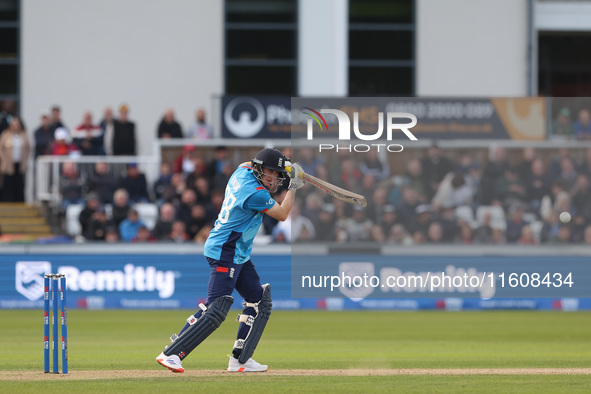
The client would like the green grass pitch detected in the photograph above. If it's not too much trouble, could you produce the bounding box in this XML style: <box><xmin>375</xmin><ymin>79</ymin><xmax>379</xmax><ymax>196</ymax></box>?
<box><xmin>1</xmin><ymin>309</ymin><xmax>590</xmax><ymax>392</ymax></box>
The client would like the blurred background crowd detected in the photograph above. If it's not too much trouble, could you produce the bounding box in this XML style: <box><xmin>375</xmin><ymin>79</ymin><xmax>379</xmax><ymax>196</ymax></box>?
<box><xmin>2</xmin><ymin>100</ymin><xmax>591</xmax><ymax>245</ymax></box>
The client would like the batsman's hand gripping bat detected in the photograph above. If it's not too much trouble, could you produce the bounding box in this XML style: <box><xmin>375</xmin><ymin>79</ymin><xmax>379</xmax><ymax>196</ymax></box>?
<box><xmin>286</xmin><ymin>164</ymin><xmax>367</xmax><ymax>207</ymax></box>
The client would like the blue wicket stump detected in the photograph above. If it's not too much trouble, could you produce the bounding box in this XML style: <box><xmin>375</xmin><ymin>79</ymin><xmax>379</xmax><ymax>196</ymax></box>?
<box><xmin>44</xmin><ymin>273</ymin><xmax>68</xmax><ymax>374</ymax></box>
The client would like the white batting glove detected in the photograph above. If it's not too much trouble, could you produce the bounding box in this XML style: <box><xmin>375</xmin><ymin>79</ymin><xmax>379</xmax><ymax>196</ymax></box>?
<box><xmin>288</xmin><ymin>162</ymin><xmax>305</xmax><ymax>190</ymax></box>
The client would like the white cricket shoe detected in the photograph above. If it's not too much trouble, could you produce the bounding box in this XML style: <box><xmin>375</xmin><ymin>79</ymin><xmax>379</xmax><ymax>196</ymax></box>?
<box><xmin>156</xmin><ymin>351</ymin><xmax>185</xmax><ymax>373</ymax></box>
<box><xmin>227</xmin><ymin>356</ymin><xmax>269</xmax><ymax>372</ymax></box>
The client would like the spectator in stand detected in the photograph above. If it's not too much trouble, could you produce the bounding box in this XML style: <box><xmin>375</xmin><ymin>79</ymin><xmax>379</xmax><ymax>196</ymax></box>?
<box><xmin>186</xmin><ymin>203</ymin><xmax>208</xmax><ymax>239</ymax></box>
<box><xmin>153</xmin><ymin>162</ymin><xmax>174</xmax><ymax>206</ymax></box>
<box><xmin>193</xmin><ymin>177</ymin><xmax>212</xmax><ymax>205</ymax></box>
<box><xmin>59</xmin><ymin>161</ymin><xmax>85</xmax><ymax>209</ymax></box>
<box><xmin>132</xmin><ymin>225</ymin><xmax>156</xmax><ymax>243</ymax></box>
<box><xmin>403</xmin><ymin>159</ymin><xmax>428</xmax><ymax>200</ymax></box>
<box><xmin>85</xmin><ymin>206</ymin><xmax>110</xmax><ymax>241</ymax></box>
<box><xmin>458</xmin><ymin>222</ymin><xmax>476</xmax><ymax>243</ymax></box>
<box><xmin>0</xmin><ymin>117</ymin><xmax>30</xmax><ymax>202</ymax></box>
<box><xmin>78</xmin><ymin>193</ymin><xmax>101</xmax><ymax>236</ymax></box>
<box><xmin>396</xmin><ymin>186</ymin><xmax>421</xmax><ymax>230</ymax></box>
<box><xmin>389</xmin><ymin>223</ymin><xmax>412</xmax><ymax>245</ymax></box>
<box><xmin>506</xmin><ymin>206</ymin><xmax>527</xmax><ymax>243</ymax></box>
<box><xmin>432</xmin><ymin>171</ymin><xmax>473</xmax><ymax>210</ymax></box>
<box><xmin>540</xmin><ymin>211</ymin><xmax>560</xmax><ymax>243</ymax></box>
<box><xmin>72</xmin><ymin>111</ymin><xmax>104</xmax><ymax>155</ymax></box>
<box><xmin>495</xmin><ymin>167</ymin><xmax>526</xmax><ymax>209</ymax></box>
<box><xmin>549</xmin><ymin>148</ymin><xmax>572</xmax><ymax>180</ymax></box>
<box><xmin>167</xmin><ymin>172</ymin><xmax>187</xmax><ymax>206</ymax></box>
<box><xmin>313</xmin><ymin>203</ymin><xmax>336</xmax><ymax>242</ymax></box>
<box><xmin>573</xmin><ymin>108</ymin><xmax>591</xmax><ymax>140</ymax></box>
<box><xmin>359</xmin><ymin>148</ymin><xmax>390</xmax><ymax>182</ymax></box>
<box><xmin>480</xmin><ymin>146</ymin><xmax>509</xmax><ymax>205</ymax></box>
<box><xmin>119</xmin><ymin>163</ymin><xmax>150</xmax><ymax>203</ymax></box>
<box><xmin>577</xmin><ymin>147</ymin><xmax>591</xmax><ymax>177</ymax></box>
<box><xmin>368</xmin><ymin>187</ymin><xmax>388</xmax><ymax>224</ymax></box>
<box><xmin>551</xmin><ymin>107</ymin><xmax>574</xmax><ymax>140</ymax></box>
<box><xmin>517</xmin><ymin>147</ymin><xmax>536</xmax><ymax>181</ymax></box>
<box><xmin>51</xmin><ymin>128</ymin><xmax>78</xmax><ymax>156</ymax></box>
<box><xmin>173</xmin><ymin>144</ymin><xmax>197</xmax><ymax>175</ymax></box>
<box><xmin>49</xmin><ymin>105</ymin><xmax>66</xmax><ymax>133</ymax></box>
<box><xmin>186</xmin><ymin>157</ymin><xmax>208</xmax><ymax>187</ymax></box>
<box><xmin>157</xmin><ymin>108</ymin><xmax>183</xmax><ymax>139</ymax></box>
<box><xmin>556</xmin><ymin>156</ymin><xmax>578</xmax><ymax>193</ymax></box>
<box><xmin>152</xmin><ymin>202</ymin><xmax>176</xmax><ymax>240</ymax></box>
<box><xmin>338</xmin><ymin>157</ymin><xmax>363</xmax><ymax>195</ymax></box>
<box><xmin>426</xmin><ymin>221</ymin><xmax>444</xmax><ymax>243</ymax></box>
<box><xmin>212</xmin><ymin>160</ymin><xmax>233</xmax><ymax>191</ymax></box>
<box><xmin>87</xmin><ymin>161</ymin><xmax>117</xmax><ymax>205</ymax></box>
<box><xmin>33</xmin><ymin>110</ymin><xmax>54</xmax><ymax>158</ymax></box>
<box><xmin>473</xmin><ymin>211</ymin><xmax>494</xmax><ymax>244</ymax></box>
<box><xmin>176</xmin><ymin>188</ymin><xmax>196</xmax><ymax>224</ymax></box>
<box><xmin>335</xmin><ymin>205</ymin><xmax>372</xmax><ymax>242</ymax></box>
<box><xmin>111</xmin><ymin>188</ymin><xmax>131</xmax><ymax>228</ymax></box>
<box><xmin>298</xmin><ymin>146</ymin><xmax>325</xmax><ymax>177</ymax></box>
<box><xmin>525</xmin><ymin>158</ymin><xmax>551</xmax><ymax>213</ymax></box>
<box><xmin>518</xmin><ymin>225</ymin><xmax>536</xmax><ymax>245</ymax></box>
<box><xmin>100</xmin><ymin>107</ymin><xmax>116</xmax><ymax>155</ymax></box>
<box><xmin>420</xmin><ymin>143</ymin><xmax>453</xmax><ymax>200</ymax></box>
<box><xmin>104</xmin><ymin>226</ymin><xmax>120</xmax><ymax>243</ymax></box>
<box><xmin>291</xmin><ymin>203</ymin><xmax>316</xmax><ymax>243</ymax></box>
<box><xmin>112</xmin><ymin>104</ymin><xmax>136</xmax><ymax>156</ymax></box>
<box><xmin>550</xmin><ymin>224</ymin><xmax>572</xmax><ymax>244</ymax></box>
<box><xmin>207</xmin><ymin>146</ymin><xmax>229</xmax><ymax>180</ymax></box>
<box><xmin>169</xmin><ymin>220</ymin><xmax>189</xmax><ymax>243</ymax></box>
<box><xmin>571</xmin><ymin>174</ymin><xmax>591</xmax><ymax>219</ymax></box>
<box><xmin>119</xmin><ymin>208</ymin><xmax>145</xmax><ymax>242</ymax></box>
<box><xmin>187</xmin><ymin>108</ymin><xmax>213</xmax><ymax>139</ymax></box>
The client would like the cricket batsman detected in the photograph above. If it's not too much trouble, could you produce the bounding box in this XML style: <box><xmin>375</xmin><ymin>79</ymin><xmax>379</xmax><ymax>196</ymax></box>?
<box><xmin>156</xmin><ymin>148</ymin><xmax>304</xmax><ymax>373</ymax></box>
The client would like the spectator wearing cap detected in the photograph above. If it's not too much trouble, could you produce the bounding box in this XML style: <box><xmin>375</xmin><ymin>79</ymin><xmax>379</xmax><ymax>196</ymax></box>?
<box><xmin>119</xmin><ymin>163</ymin><xmax>150</xmax><ymax>204</ymax></box>
<box><xmin>112</xmin><ymin>104</ymin><xmax>136</xmax><ymax>155</ymax></box>
<box><xmin>72</xmin><ymin>111</ymin><xmax>104</xmax><ymax>155</ymax></box>
<box><xmin>51</xmin><ymin>127</ymin><xmax>78</xmax><ymax>156</ymax></box>
<box><xmin>33</xmin><ymin>110</ymin><xmax>54</xmax><ymax>158</ymax></box>
<box><xmin>187</xmin><ymin>108</ymin><xmax>213</xmax><ymax>140</ymax></box>
<box><xmin>157</xmin><ymin>108</ymin><xmax>183</xmax><ymax>139</ymax></box>
<box><xmin>119</xmin><ymin>208</ymin><xmax>145</xmax><ymax>242</ymax></box>
<box><xmin>551</xmin><ymin>107</ymin><xmax>574</xmax><ymax>140</ymax></box>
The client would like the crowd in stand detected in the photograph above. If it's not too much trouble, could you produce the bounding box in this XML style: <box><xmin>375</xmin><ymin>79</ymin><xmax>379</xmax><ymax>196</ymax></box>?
<box><xmin>2</xmin><ymin>100</ymin><xmax>591</xmax><ymax>245</ymax></box>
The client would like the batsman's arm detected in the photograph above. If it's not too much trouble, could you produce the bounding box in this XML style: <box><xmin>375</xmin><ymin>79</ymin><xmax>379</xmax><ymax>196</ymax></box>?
<box><xmin>265</xmin><ymin>189</ymin><xmax>294</xmax><ymax>221</ymax></box>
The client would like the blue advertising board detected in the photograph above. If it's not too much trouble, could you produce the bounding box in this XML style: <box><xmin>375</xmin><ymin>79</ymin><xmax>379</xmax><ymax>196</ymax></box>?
<box><xmin>1</xmin><ymin>253</ymin><xmax>590</xmax><ymax>310</ymax></box>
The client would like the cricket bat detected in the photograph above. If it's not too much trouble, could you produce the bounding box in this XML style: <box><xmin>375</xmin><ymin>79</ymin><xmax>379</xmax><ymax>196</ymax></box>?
<box><xmin>286</xmin><ymin>165</ymin><xmax>367</xmax><ymax>207</ymax></box>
